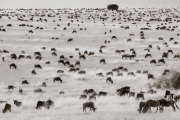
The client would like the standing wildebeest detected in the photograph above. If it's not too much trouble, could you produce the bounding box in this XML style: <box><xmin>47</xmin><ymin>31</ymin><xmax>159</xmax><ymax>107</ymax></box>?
<box><xmin>83</xmin><ymin>89</ymin><xmax>95</xmax><ymax>94</ymax></box>
<box><xmin>42</xmin><ymin>82</ymin><xmax>46</xmax><ymax>87</ymax></box>
<box><xmin>148</xmin><ymin>73</ymin><xmax>154</xmax><ymax>79</ymax></box>
<box><xmin>13</xmin><ymin>100</ymin><xmax>22</xmax><ymax>107</ymax></box>
<box><xmin>35</xmin><ymin>101</ymin><xmax>46</xmax><ymax>109</ymax></box>
<box><xmin>107</xmin><ymin>4</ymin><xmax>118</xmax><ymax>11</ymax></box>
<box><xmin>150</xmin><ymin>59</ymin><xmax>156</xmax><ymax>64</ymax></box>
<box><xmin>99</xmin><ymin>59</ymin><xmax>106</xmax><ymax>64</ymax></box>
<box><xmin>106</xmin><ymin>77</ymin><xmax>113</xmax><ymax>84</ymax></box>
<box><xmin>136</xmin><ymin>93</ymin><xmax>145</xmax><ymax>100</ymax></box>
<box><xmin>142</xmin><ymin>100</ymin><xmax>161</xmax><ymax>113</ymax></box>
<box><xmin>83</xmin><ymin>102</ymin><xmax>97</xmax><ymax>112</ymax></box>
<box><xmin>34</xmin><ymin>64</ymin><xmax>42</xmax><ymax>69</ymax></box>
<box><xmin>128</xmin><ymin>72</ymin><xmax>136</xmax><ymax>76</ymax></box>
<box><xmin>117</xmin><ymin>86</ymin><xmax>130</xmax><ymax>96</ymax></box>
<box><xmin>158</xmin><ymin>59</ymin><xmax>165</xmax><ymax>64</ymax></box>
<box><xmin>106</xmin><ymin>72</ymin><xmax>113</xmax><ymax>76</ymax></box>
<box><xmin>9</xmin><ymin>63</ymin><xmax>17</xmax><ymax>69</ymax></box>
<box><xmin>34</xmin><ymin>52</ymin><xmax>41</xmax><ymax>56</ymax></box>
<box><xmin>8</xmin><ymin>85</ymin><xmax>16</xmax><ymax>90</ymax></box>
<box><xmin>145</xmin><ymin>53</ymin><xmax>152</xmax><ymax>58</ymax></box>
<box><xmin>158</xmin><ymin>99</ymin><xmax>179</xmax><ymax>112</ymax></box>
<box><xmin>53</xmin><ymin>77</ymin><xmax>62</xmax><ymax>83</ymax></box>
<box><xmin>32</xmin><ymin>70</ymin><xmax>36</xmax><ymax>75</ymax></box>
<box><xmin>79</xmin><ymin>55</ymin><xmax>86</xmax><ymax>59</ymax></box>
<box><xmin>2</xmin><ymin>104</ymin><xmax>11</xmax><ymax>113</ymax></box>
<box><xmin>174</xmin><ymin>95</ymin><xmax>180</xmax><ymax>102</ymax></box>
<box><xmin>29</xmin><ymin>30</ymin><xmax>33</xmax><ymax>33</ymax></box>
<box><xmin>111</xmin><ymin>36</ymin><xmax>117</xmax><ymax>39</ymax></box>
<box><xmin>167</xmin><ymin>50</ymin><xmax>173</xmax><ymax>54</ymax></box>
<box><xmin>22</xmin><ymin>80</ymin><xmax>29</xmax><ymax>85</ymax></box>
<box><xmin>68</xmin><ymin>38</ymin><xmax>73</xmax><ymax>42</ymax></box>
<box><xmin>98</xmin><ymin>91</ymin><xmax>107</xmax><ymax>96</ymax></box>
<box><xmin>18</xmin><ymin>55</ymin><xmax>25</xmax><ymax>59</ymax></box>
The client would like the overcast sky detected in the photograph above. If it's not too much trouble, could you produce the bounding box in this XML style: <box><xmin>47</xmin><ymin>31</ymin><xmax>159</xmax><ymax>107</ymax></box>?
<box><xmin>0</xmin><ymin>0</ymin><xmax>179</xmax><ymax>8</ymax></box>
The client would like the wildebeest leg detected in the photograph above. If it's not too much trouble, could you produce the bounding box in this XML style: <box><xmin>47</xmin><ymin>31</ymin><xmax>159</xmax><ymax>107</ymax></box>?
<box><xmin>155</xmin><ymin>107</ymin><xmax>158</xmax><ymax>113</ymax></box>
<box><xmin>171</xmin><ymin>105</ymin><xmax>176</xmax><ymax>111</ymax></box>
<box><xmin>83</xmin><ymin>107</ymin><xmax>86</xmax><ymax>112</ymax></box>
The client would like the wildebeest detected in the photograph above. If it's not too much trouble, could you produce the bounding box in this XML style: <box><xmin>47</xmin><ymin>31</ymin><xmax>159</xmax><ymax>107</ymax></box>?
<box><xmin>42</xmin><ymin>82</ymin><xmax>46</xmax><ymax>87</ymax></box>
<box><xmin>106</xmin><ymin>72</ymin><xmax>113</xmax><ymax>76</ymax></box>
<box><xmin>117</xmin><ymin>86</ymin><xmax>130</xmax><ymax>96</ymax></box>
<box><xmin>22</xmin><ymin>80</ymin><xmax>29</xmax><ymax>85</ymax></box>
<box><xmin>79</xmin><ymin>94</ymin><xmax>87</xmax><ymax>99</ymax></box>
<box><xmin>136</xmin><ymin>93</ymin><xmax>145</xmax><ymax>100</ymax></box>
<box><xmin>34</xmin><ymin>88</ymin><xmax>43</xmax><ymax>93</ymax></box>
<box><xmin>107</xmin><ymin>4</ymin><xmax>118</xmax><ymax>11</ymax></box>
<box><xmin>99</xmin><ymin>59</ymin><xmax>106</xmax><ymax>64</ymax></box>
<box><xmin>46</xmin><ymin>99</ymin><xmax>54</xmax><ymax>109</ymax></box>
<box><xmin>137</xmin><ymin>102</ymin><xmax>146</xmax><ymax>113</ymax></box>
<box><xmin>53</xmin><ymin>77</ymin><xmax>62</xmax><ymax>83</ymax></box>
<box><xmin>148</xmin><ymin>73</ymin><xmax>154</xmax><ymax>79</ymax></box>
<box><xmin>9</xmin><ymin>63</ymin><xmax>17</xmax><ymax>69</ymax></box>
<box><xmin>35</xmin><ymin>101</ymin><xmax>46</xmax><ymax>109</ymax></box>
<box><xmin>150</xmin><ymin>59</ymin><xmax>157</xmax><ymax>64</ymax></box>
<box><xmin>158</xmin><ymin>99</ymin><xmax>179</xmax><ymax>112</ymax></box>
<box><xmin>29</xmin><ymin>30</ymin><xmax>33</xmax><ymax>33</ymax></box>
<box><xmin>13</xmin><ymin>100</ymin><xmax>22</xmax><ymax>107</ymax></box>
<box><xmin>83</xmin><ymin>102</ymin><xmax>96</xmax><ymax>112</ymax></box>
<box><xmin>79</xmin><ymin>55</ymin><xmax>86</xmax><ymax>59</ymax></box>
<box><xmin>145</xmin><ymin>53</ymin><xmax>152</xmax><ymax>58</ymax></box>
<box><xmin>106</xmin><ymin>77</ymin><xmax>113</xmax><ymax>84</ymax></box>
<box><xmin>68</xmin><ymin>38</ymin><xmax>73</xmax><ymax>42</ymax></box>
<box><xmin>57</xmin><ymin>70</ymin><xmax>64</xmax><ymax>73</ymax></box>
<box><xmin>34</xmin><ymin>52</ymin><xmax>41</xmax><ymax>56</ymax></box>
<box><xmin>142</xmin><ymin>100</ymin><xmax>161</xmax><ymax>113</ymax></box>
<box><xmin>32</xmin><ymin>70</ymin><xmax>36</xmax><ymax>75</ymax></box>
<box><xmin>158</xmin><ymin>59</ymin><xmax>166</xmax><ymax>64</ymax></box>
<box><xmin>34</xmin><ymin>64</ymin><xmax>42</xmax><ymax>69</ymax></box>
<box><xmin>96</xmin><ymin>73</ymin><xmax>104</xmax><ymax>77</ymax></box>
<box><xmin>129</xmin><ymin>92</ymin><xmax>135</xmax><ymax>97</ymax></box>
<box><xmin>8</xmin><ymin>85</ymin><xmax>16</xmax><ymax>90</ymax></box>
<box><xmin>2</xmin><ymin>104</ymin><xmax>11</xmax><ymax>113</ymax></box>
<box><xmin>98</xmin><ymin>91</ymin><xmax>107</xmax><ymax>96</ymax></box>
<box><xmin>83</xmin><ymin>89</ymin><xmax>95</xmax><ymax>94</ymax></box>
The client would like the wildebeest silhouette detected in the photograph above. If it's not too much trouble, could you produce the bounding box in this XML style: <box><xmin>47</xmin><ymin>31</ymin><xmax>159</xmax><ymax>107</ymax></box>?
<box><xmin>13</xmin><ymin>100</ymin><xmax>22</xmax><ymax>107</ymax></box>
<box><xmin>148</xmin><ymin>73</ymin><xmax>154</xmax><ymax>79</ymax></box>
<box><xmin>29</xmin><ymin>30</ymin><xmax>33</xmax><ymax>33</ymax></box>
<box><xmin>158</xmin><ymin>59</ymin><xmax>165</xmax><ymax>64</ymax></box>
<box><xmin>34</xmin><ymin>64</ymin><xmax>42</xmax><ymax>69</ymax></box>
<box><xmin>99</xmin><ymin>59</ymin><xmax>106</xmax><ymax>64</ymax></box>
<box><xmin>8</xmin><ymin>85</ymin><xmax>16</xmax><ymax>90</ymax></box>
<box><xmin>22</xmin><ymin>80</ymin><xmax>29</xmax><ymax>85</ymax></box>
<box><xmin>42</xmin><ymin>82</ymin><xmax>46</xmax><ymax>87</ymax></box>
<box><xmin>145</xmin><ymin>53</ymin><xmax>152</xmax><ymax>58</ymax></box>
<box><xmin>68</xmin><ymin>38</ymin><xmax>73</xmax><ymax>42</ymax></box>
<box><xmin>107</xmin><ymin>4</ymin><xmax>118</xmax><ymax>11</ymax></box>
<box><xmin>167</xmin><ymin>50</ymin><xmax>173</xmax><ymax>54</ymax></box>
<box><xmin>174</xmin><ymin>54</ymin><xmax>180</xmax><ymax>58</ymax></box>
<box><xmin>32</xmin><ymin>70</ymin><xmax>36</xmax><ymax>75</ymax></box>
<box><xmin>46</xmin><ymin>61</ymin><xmax>50</xmax><ymax>64</ymax></box>
<box><xmin>96</xmin><ymin>73</ymin><xmax>104</xmax><ymax>77</ymax></box>
<box><xmin>98</xmin><ymin>91</ymin><xmax>107</xmax><ymax>96</ymax></box>
<box><xmin>35</xmin><ymin>101</ymin><xmax>46</xmax><ymax>109</ymax></box>
<box><xmin>158</xmin><ymin>99</ymin><xmax>179</xmax><ymax>112</ymax></box>
<box><xmin>117</xmin><ymin>86</ymin><xmax>130</xmax><ymax>96</ymax></box>
<box><xmin>111</xmin><ymin>35</ymin><xmax>117</xmax><ymax>39</ymax></box>
<box><xmin>53</xmin><ymin>77</ymin><xmax>62</xmax><ymax>83</ymax></box>
<box><xmin>142</xmin><ymin>100</ymin><xmax>161</xmax><ymax>113</ymax></box>
<box><xmin>34</xmin><ymin>88</ymin><xmax>43</xmax><ymax>93</ymax></box>
<box><xmin>79</xmin><ymin>55</ymin><xmax>86</xmax><ymax>59</ymax></box>
<box><xmin>150</xmin><ymin>59</ymin><xmax>156</xmax><ymax>64</ymax></box>
<box><xmin>136</xmin><ymin>70</ymin><xmax>141</xmax><ymax>74</ymax></box>
<box><xmin>2</xmin><ymin>104</ymin><xmax>11</xmax><ymax>113</ymax></box>
<box><xmin>128</xmin><ymin>72</ymin><xmax>136</xmax><ymax>76</ymax></box>
<box><xmin>79</xmin><ymin>94</ymin><xmax>87</xmax><ymax>99</ymax></box>
<box><xmin>83</xmin><ymin>102</ymin><xmax>96</xmax><ymax>112</ymax></box>
<box><xmin>57</xmin><ymin>70</ymin><xmax>64</xmax><ymax>73</ymax></box>
<box><xmin>106</xmin><ymin>72</ymin><xmax>113</xmax><ymax>76</ymax></box>
<box><xmin>11</xmin><ymin>54</ymin><xmax>17</xmax><ymax>60</ymax></box>
<box><xmin>129</xmin><ymin>92</ymin><xmax>135</xmax><ymax>97</ymax></box>
<box><xmin>83</xmin><ymin>89</ymin><xmax>95</xmax><ymax>94</ymax></box>
<box><xmin>147</xmin><ymin>89</ymin><xmax>157</xmax><ymax>94</ymax></box>
<box><xmin>9</xmin><ymin>63</ymin><xmax>17</xmax><ymax>69</ymax></box>
<box><xmin>19</xmin><ymin>88</ymin><xmax>23</xmax><ymax>94</ymax></box>
<box><xmin>106</xmin><ymin>77</ymin><xmax>113</xmax><ymax>84</ymax></box>
<box><xmin>34</xmin><ymin>52</ymin><xmax>41</xmax><ymax>56</ymax></box>
<box><xmin>26</xmin><ymin>55</ymin><xmax>32</xmax><ymax>59</ymax></box>
<box><xmin>136</xmin><ymin>93</ymin><xmax>145</xmax><ymax>100</ymax></box>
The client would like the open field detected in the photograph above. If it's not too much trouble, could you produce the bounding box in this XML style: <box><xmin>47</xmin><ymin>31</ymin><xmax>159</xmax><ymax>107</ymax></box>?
<box><xmin>0</xmin><ymin>8</ymin><xmax>180</xmax><ymax>119</ymax></box>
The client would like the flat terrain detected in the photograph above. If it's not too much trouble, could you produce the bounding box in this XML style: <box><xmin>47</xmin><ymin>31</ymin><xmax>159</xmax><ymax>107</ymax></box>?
<box><xmin>0</xmin><ymin>8</ymin><xmax>180</xmax><ymax>120</ymax></box>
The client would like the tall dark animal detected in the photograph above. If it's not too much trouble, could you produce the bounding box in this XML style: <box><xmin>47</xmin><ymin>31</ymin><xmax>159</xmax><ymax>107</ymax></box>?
<box><xmin>158</xmin><ymin>99</ymin><xmax>179</xmax><ymax>112</ymax></box>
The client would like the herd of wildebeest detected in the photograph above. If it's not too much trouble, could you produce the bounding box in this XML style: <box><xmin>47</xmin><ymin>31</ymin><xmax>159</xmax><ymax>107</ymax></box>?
<box><xmin>0</xmin><ymin>6</ymin><xmax>180</xmax><ymax>114</ymax></box>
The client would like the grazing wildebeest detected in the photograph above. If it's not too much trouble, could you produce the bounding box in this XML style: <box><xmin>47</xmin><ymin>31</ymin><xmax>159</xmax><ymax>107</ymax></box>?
<box><xmin>13</xmin><ymin>100</ymin><xmax>22</xmax><ymax>107</ymax></box>
<box><xmin>8</xmin><ymin>85</ymin><xmax>15</xmax><ymax>90</ymax></box>
<box><xmin>11</xmin><ymin>54</ymin><xmax>17</xmax><ymax>60</ymax></box>
<box><xmin>150</xmin><ymin>59</ymin><xmax>156</xmax><ymax>64</ymax></box>
<box><xmin>136</xmin><ymin>93</ymin><xmax>145</xmax><ymax>100</ymax></box>
<box><xmin>34</xmin><ymin>64</ymin><xmax>42</xmax><ymax>69</ymax></box>
<box><xmin>106</xmin><ymin>77</ymin><xmax>113</xmax><ymax>84</ymax></box>
<box><xmin>52</xmin><ymin>52</ymin><xmax>57</xmax><ymax>56</ymax></box>
<box><xmin>9</xmin><ymin>63</ymin><xmax>17</xmax><ymax>69</ymax></box>
<box><xmin>22</xmin><ymin>80</ymin><xmax>29</xmax><ymax>85</ymax></box>
<box><xmin>78</xmin><ymin>70</ymin><xmax>86</xmax><ymax>74</ymax></box>
<box><xmin>168</xmin><ymin>50</ymin><xmax>173</xmax><ymax>54</ymax></box>
<box><xmin>2</xmin><ymin>104</ymin><xmax>11</xmax><ymax>113</ymax></box>
<box><xmin>96</xmin><ymin>73</ymin><xmax>104</xmax><ymax>77</ymax></box>
<box><xmin>158</xmin><ymin>59</ymin><xmax>165</xmax><ymax>64</ymax></box>
<box><xmin>83</xmin><ymin>89</ymin><xmax>95</xmax><ymax>94</ymax></box>
<box><xmin>145</xmin><ymin>53</ymin><xmax>152</xmax><ymax>58</ymax></box>
<box><xmin>129</xmin><ymin>92</ymin><xmax>135</xmax><ymax>97</ymax></box>
<box><xmin>148</xmin><ymin>73</ymin><xmax>154</xmax><ymax>79</ymax></box>
<box><xmin>137</xmin><ymin>102</ymin><xmax>146</xmax><ymax>113</ymax></box>
<box><xmin>26</xmin><ymin>55</ymin><xmax>31</xmax><ymax>59</ymax></box>
<box><xmin>79</xmin><ymin>94</ymin><xmax>87</xmax><ymax>99</ymax></box>
<box><xmin>99</xmin><ymin>59</ymin><xmax>106</xmax><ymax>64</ymax></box>
<box><xmin>53</xmin><ymin>77</ymin><xmax>62</xmax><ymax>83</ymax></box>
<box><xmin>106</xmin><ymin>72</ymin><xmax>113</xmax><ymax>76</ymax></box>
<box><xmin>157</xmin><ymin>46</ymin><xmax>160</xmax><ymax>50</ymax></box>
<box><xmin>158</xmin><ymin>99</ymin><xmax>179</xmax><ymax>112</ymax></box>
<box><xmin>83</xmin><ymin>102</ymin><xmax>96</xmax><ymax>112</ymax></box>
<box><xmin>142</xmin><ymin>100</ymin><xmax>161</xmax><ymax>113</ymax></box>
<box><xmin>128</xmin><ymin>72</ymin><xmax>136</xmax><ymax>76</ymax></box>
<box><xmin>18</xmin><ymin>55</ymin><xmax>25</xmax><ymax>59</ymax></box>
<box><xmin>148</xmin><ymin>45</ymin><xmax>152</xmax><ymax>49</ymax></box>
<box><xmin>136</xmin><ymin>70</ymin><xmax>141</xmax><ymax>74</ymax></box>
<box><xmin>98</xmin><ymin>91</ymin><xmax>107</xmax><ymax>96</ymax></box>
<box><xmin>51</xmin><ymin>48</ymin><xmax>57</xmax><ymax>51</ymax></box>
<box><xmin>79</xmin><ymin>55</ymin><xmax>86</xmax><ymax>59</ymax></box>
<box><xmin>68</xmin><ymin>38</ymin><xmax>73</xmax><ymax>42</ymax></box>
<box><xmin>46</xmin><ymin>61</ymin><xmax>50</xmax><ymax>64</ymax></box>
<box><xmin>59</xmin><ymin>91</ymin><xmax>64</xmax><ymax>94</ymax></box>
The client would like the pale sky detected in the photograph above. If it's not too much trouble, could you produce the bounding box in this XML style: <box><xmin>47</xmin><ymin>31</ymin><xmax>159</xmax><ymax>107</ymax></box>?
<box><xmin>0</xmin><ymin>0</ymin><xmax>179</xmax><ymax>8</ymax></box>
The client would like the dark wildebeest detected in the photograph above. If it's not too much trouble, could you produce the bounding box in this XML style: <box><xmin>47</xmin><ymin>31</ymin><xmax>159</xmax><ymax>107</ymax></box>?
<box><xmin>13</xmin><ymin>100</ymin><xmax>22</xmax><ymax>107</ymax></box>
<box><xmin>22</xmin><ymin>80</ymin><xmax>29</xmax><ymax>85</ymax></box>
<box><xmin>148</xmin><ymin>73</ymin><xmax>154</xmax><ymax>79</ymax></box>
<box><xmin>106</xmin><ymin>72</ymin><xmax>113</xmax><ymax>76</ymax></box>
<box><xmin>158</xmin><ymin>99</ymin><xmax>179</xmax><ymax>112</ymax></box>
<box><xmin>26</xmin><ymin>55</ymin><xmax>32</xmax><ymax>59</ymax></box>
<box><xmin>35</xmin><ymin>56</ymin><xmax>42</xmax><ymax>60</ymax></box>
<box><xmin>83</xmin><ymin>102</ymin><xmax>97</xmax><ymax>112</ymax></box>
<box><xmin>52</xmin><ymin>52</ymin><xmax>57</xmax><ymax>56</ymax></box>
<box><xmin>174</xmin><ymin>95</ymin><xmax>180</xmax><ymax>102</ymax></box>
<box><xmin>19</xmin><ymin>88</ymin><xmax>23</xmax><ymax>94</ymax></box>
<box><xmin>128</xmin><ymin>72</ymin><xmax>136</xmax><ymax>76</ymax></box>
<box><xmin>98</xmin><ymin>91</ymin><xmax>107</xmax><ymax>96</ymax></box>
<box><xmin>106</xmin><ymin>77</ymin><xmax>113</xmax><ymax>84</ymax></box>
<box><xmin>46</xmin><ymin>99</ymin><xmax>54</xmax><ymax>109</ymax></box>
<box><xmin>136</xmin><ymin>93</ymin><xmax>144</xmax><ymax>100</ymax></box>
<box><xmin>29</xmin><ymin>30</ymin><xmax>33</xmax><ymax>33</ymax></box>
<box><xmin>51</xmin><ymin>48</ymin><xmax>57</xmax><ymax>51</ymax></box>
<box><xmin>167</xmin><ymin>50</ymin><xmax>173</xmax><ymax>54</ymax></box>
<box><xmin>136</xmin><ymin>70</ymin><xmax>141</xmax><ymax>74</ymax></box>
<box><xmin>35</xmin><ymin>101</ymin><xmax>46</xmax><ymax>109</ymax></box>
<box><xmin>174</xmin><ymin>54</ymin><xmax>180</xmax><ymax>58</ymax></box>
<box><xmin>42</xmin><ymin>82</ymin><xmax>46</xmax><ymax>87</ymax></box>
<box><xmin>162</xmin><ymin>52</ymin><xmax>168</xmax><ymax>58</ymax></box>
<box><xmin>79</xmin><ymin>55</ymin><xmax>86</xmax><ymax>59</ymax></box>
<box><xmin>68</xmin><ymin>38</ymin><xmax>73</xmax><ymax>42</ymax></box>
<box><xmin>142</xmin><ymin>100</ymin><xmax>161</xmax><ymax>113</ymax></box>
<box><xmin>79</xmin><ymin>94</ymin><xmax>87</xmax><ymax>99</ymax></box>
<box><xmin>129</xmin><ymin>92</ymin><xmax>135</xmax><ymax>97</ymax></box>
<box><xmin>32</xmin><ymin>70</ymin><xmax>36</xmax><ymax>75</ymax></box>
<box><xmin>107</xmin><ymin>4</ymin><xmax>118</xmax><ymax>11</ymax></box>
<box><xmin>8</xmin><ymin>85</ymin><xmax>16</xmax><ymax>90</ymax></box>
<box><xmin>34</xmin><ymin>64</ymin><xmax>42</xmax><ymax>69</ymax></box>
<box><xmin>137</xmin><ymin>102</ymin><xmax>146</xmax><ymax>113</ymax></box>
<box><xmin>158</xmin><ymin>59</ymin><xmax>165</xmax><ymax>64</ymax></box>
<box><xmin>157</xmin><ymin>46</ymin><xmax>160</xmax><ymax>50</ymax></box>
<box><xmin>34</xmin><ymin>88</ymin><xmax>43</xmax><ymax>93</ymax></box>
<box><xmin>9</xmin><ymin>63</ymin><xmax>17</xmax><ymax>69</ymax></box>
<box><xmin>111</xmin><ymin>36</ymin><xmax>117</xmax><ymax>39</ymax></box>
<box><xmin>83</xmin><ymin>89</ymin><xmax>95</xmax><ymax>94</ymax></box>
<box><xmin>78</xmin><ymin>70</ymin><xmax>86</xmax><ymax>74</ymax></box>
<box><xmin>150</xmin><ymin>59</ymin><xmax>156</xmax><ymax>64</ymax></box>
<box><xmin>57</xmin><ymin>70</ymin><xmax>64</xmax><ymax>73</ymax></box>
<box><xmin>53</xmin><ymin>77</ymin><xmax>62</xmax><ymax>83</ymax></box>
<box><xmin>145</xmin><ymin>53</ymin><xmax>152</xmax><ymax>58</ymax></box>
<box><xmin>117</xmin><ymin>86</ymin><xmax>130</xmax><ymax>96</ymax></box>
<box><xmin>18</xmin><ymin>55</ymin><xmax>25</xmax><ymax>59</ymax></box>
<box><xmin>99</xmin><ymin>59</ymin><xmax>106</xmax><ymax>64</ymax></box>
<box><xmin>34</xmin><ymin>52</ymin><xmax>41</xmax><ymax>56</ymax></box>
<box><xmin>89</xmin><ymin>92</ymin><xmax>96</xmax><ymax>101</ymax></box>
<box><xmin>2</xmin><ymin>104</ymin><xmax>11</xmax><ymax>113</ymax></box>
